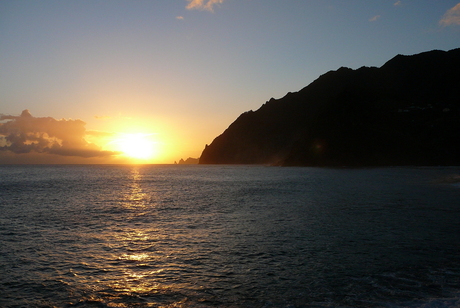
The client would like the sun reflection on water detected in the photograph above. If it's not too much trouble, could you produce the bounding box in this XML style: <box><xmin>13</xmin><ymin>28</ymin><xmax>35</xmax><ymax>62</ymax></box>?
<box><xmin>122</xmin><ymin>167</ymin><xmax>148</xmax><ymax>207</ymax></box>
<box><xmin>70</xmin><ymin>167</ymin><xmax>195</xmax><ymax>307</ymax></box>
<box><xmin>119</xmin><ymin>252</ymin><xmax>149</xmax><ymax>262</ymax></box>
<box><xmin>102</xmin><ymin>168</ymin><xmax>182</xmax><ymax>306</ymax></box>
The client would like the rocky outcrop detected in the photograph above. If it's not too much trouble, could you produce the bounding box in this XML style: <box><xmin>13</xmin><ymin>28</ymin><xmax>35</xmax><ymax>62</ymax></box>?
<box><xmin>175</xmin><ymin>157</ymin><xmax>199</xmax><ymax>165</ymax></box>
<box><xmin>199</xmin><ymin>48</ymin><xmax>460</xmax><ymax>166</ymax></box>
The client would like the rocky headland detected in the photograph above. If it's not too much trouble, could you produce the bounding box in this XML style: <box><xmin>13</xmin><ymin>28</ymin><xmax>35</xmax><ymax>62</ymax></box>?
<box><xmin>199</xmin><ymin>48</ymin><xmax>460</xmax><ymax>166</ymax></box>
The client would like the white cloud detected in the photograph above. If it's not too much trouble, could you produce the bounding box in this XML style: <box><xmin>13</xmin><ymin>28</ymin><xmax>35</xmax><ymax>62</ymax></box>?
<box><xmin>369</xmin><ymin>15</ymin><xmax>380</xmax><ymax>22</ymax></box>
<box><xmin>176</xmin><ymin>16</ymin><xmax>184</xmax><ymax>20</ymax></box>
<box><xmin>440</xmin><ymin>3</ymin><xmax>460</xmax><ymax>26</ymax></box>
<box><xmin>186</xmin><ymin>0</ymin><xmax>224</xmax><ymax>12</ymax></box>
<box><xmin>394</xmin><ymin>1</ymin><xmax>402</xmax><ymax>6</ymax></box>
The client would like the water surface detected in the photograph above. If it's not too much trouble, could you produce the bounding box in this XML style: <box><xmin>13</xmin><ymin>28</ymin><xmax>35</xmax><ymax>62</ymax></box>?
<box><xmin>1</xmin><ymin>165</ymin><xmax>459</xmax><ymax>307</ymax></box>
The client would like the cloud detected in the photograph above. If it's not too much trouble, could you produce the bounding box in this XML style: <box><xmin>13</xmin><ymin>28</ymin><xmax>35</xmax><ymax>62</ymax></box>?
<box><xmin>86</xmin><ymin>130</ymin><xmax>115</xmax><ymax>137</ymax></box>
<box><xmin>369</xmin><ymin>15</ymin><xmax>380</xmax><ymax>22</ymax></box>
<box><xmin>176</xmin><ymin>16</ymin><xmax>184</xmax><ymax>20</ymax></box>
<box><xmin>394</xmin><ymin>1</ymin><xmax>402</xmax><ymax>6</ymax></box>
<box><xmin>94</xmin><ymin>115</ymin><xmax>111</xmax><ymax>120</ymax></box>
<box><xmin>0</xmin><ymin>110</ymin><xmax>118</xmax><ymax>158</ymax></box>
<box><xmin>440</xmin><ymin>3</ymin><xmax>460</xmax><ymax>26</ymax></box>
<box><xmin>186</xmin><ymin>0</ymin><xmax>224</xmax><ymax>12</ymax></box>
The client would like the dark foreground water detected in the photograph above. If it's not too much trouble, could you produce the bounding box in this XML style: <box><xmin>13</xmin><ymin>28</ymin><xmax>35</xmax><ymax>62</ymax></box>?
<box><xmin>1</xmin><ymin>165</ymin><xmax>460</xmax><ymax>308</ymax></box>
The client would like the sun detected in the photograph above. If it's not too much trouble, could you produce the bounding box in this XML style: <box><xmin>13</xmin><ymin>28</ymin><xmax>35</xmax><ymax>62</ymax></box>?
<box><xmin>114</xmin><ymin>133</ymin><xmax>157</xmax><ymax>160</ymax></box>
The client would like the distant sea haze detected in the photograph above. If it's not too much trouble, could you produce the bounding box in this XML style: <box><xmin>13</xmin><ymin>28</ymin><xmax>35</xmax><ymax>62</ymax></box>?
<box><xmin>1</xmin><ymin>165</ymin><xmax>460</xmax><ymax>307</ymax></box>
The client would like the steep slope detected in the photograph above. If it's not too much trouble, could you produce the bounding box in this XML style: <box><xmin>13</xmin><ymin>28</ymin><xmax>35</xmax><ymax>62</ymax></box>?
<box><xmin>199</xmin><ymin>48</ymin><xmax>460</xmax><ymax>166</ymax></box>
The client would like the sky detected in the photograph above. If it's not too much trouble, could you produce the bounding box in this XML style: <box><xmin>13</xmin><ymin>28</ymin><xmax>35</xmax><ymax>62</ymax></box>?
<box><xmin>1</xmin><ymin>0</ymin><xmax>459</xmax><ymax>164</ymax></box>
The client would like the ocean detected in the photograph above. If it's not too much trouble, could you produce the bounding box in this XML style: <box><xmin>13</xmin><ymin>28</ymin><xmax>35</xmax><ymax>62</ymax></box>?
<box><xmin>1</xmin><ymin>165</ymin><xmax>459</xmax><ymax>308</ymax></box>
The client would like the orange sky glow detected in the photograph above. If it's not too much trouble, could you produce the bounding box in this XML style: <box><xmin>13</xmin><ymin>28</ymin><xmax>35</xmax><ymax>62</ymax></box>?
<box><xmin>0</xmin><ymin>109</ymin><xmax>210</xmax><ymax>164</ymax></box>
<box><xmin>1</xmin><ymin>1</ymin><xmax>459</xmax><ymax>164</ymax></box>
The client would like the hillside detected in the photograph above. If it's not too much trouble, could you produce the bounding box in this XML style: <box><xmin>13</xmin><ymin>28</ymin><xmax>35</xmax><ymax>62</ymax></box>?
<box><xmin>199</xmin><ymin>48</ymin><xmax>460</xmax><ymax>166</ymax></box>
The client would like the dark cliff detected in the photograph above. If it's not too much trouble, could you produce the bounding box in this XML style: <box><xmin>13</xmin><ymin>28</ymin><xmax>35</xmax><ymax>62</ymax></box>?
<box><xmin>199</xmin><ymin>48</ymin><xmax>460</xmax><ymax>166</ymax></box>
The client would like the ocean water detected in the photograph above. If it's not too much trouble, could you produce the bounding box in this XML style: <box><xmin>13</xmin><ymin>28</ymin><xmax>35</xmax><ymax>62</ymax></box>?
<box><xmin>1</xmin><ymin>165</ymin><xmax>460</xmax><ymax>308</ymax></box>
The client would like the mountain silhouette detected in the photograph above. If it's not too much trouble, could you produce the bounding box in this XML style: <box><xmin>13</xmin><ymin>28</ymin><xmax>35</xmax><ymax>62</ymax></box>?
<box><xmin>199</xmin><ymin>48</ymin><xmax>460</xmax><ymax>166</ymax></box>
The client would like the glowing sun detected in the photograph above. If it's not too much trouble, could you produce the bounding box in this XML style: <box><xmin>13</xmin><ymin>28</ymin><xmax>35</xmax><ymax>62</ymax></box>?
<box><xmin>115</xmin><ymin>133</ymin><xmax>157</xmax><ymax>160</ymax></box>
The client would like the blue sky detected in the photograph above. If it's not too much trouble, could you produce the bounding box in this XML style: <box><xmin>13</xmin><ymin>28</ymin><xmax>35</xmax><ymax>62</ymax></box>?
<box><xmin>1</xmin><ymin>0</ymin><xmax>459</xmax><ymax>163</ymax></box>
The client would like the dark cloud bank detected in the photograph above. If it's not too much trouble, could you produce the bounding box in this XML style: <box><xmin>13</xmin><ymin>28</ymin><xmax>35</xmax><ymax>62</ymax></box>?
<box><xmin>0</xmin><ymin>110</ymin><xmax>118</xmax><ymax>159</ymax></box>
